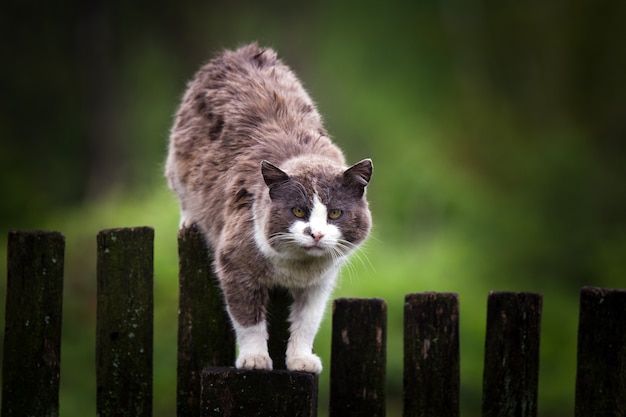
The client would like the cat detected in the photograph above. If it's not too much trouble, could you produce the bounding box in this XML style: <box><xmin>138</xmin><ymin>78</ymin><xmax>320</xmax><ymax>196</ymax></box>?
<box><xmin>165</xmin><ymin>43</ymin><xmax>372</xmax><ymax>374</ymax></box>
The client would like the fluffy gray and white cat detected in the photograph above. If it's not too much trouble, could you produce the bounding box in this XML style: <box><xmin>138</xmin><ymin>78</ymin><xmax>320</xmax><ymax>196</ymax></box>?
<box><xmin>165</xmin><ymin>43</ymin><xmax>372</xmax><ymax>374</ymax></box>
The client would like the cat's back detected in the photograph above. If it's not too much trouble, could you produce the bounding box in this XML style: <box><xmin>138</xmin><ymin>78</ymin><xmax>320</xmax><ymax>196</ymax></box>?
<box><xmin>166</xmin><ymin>43</ymin><xmax>345</xmax><ymax>235</ymax></box>
<box><xmin>170</xmin><ymin>43</ymin><xmax>339</xmax><ymax>163</ymax></box>
<box><xmin>168</xmin><ymin>43</ymin><xmax>343</xmax><ymax>182</ymax></box>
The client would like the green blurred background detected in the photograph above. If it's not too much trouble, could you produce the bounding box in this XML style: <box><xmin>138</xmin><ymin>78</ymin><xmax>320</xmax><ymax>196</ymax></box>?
<box><xmin>1</xmin><ymin>0</ymin><xmax>625</xmax><ymax>415</ymax></box>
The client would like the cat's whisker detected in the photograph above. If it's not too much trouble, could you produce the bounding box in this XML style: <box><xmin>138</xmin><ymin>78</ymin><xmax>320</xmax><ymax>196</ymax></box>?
<box><xmin>324</xmin><ymin>242</ymin><xmax>357</xmax><ymax>285</ymax></box>
<box><xmin>267</xmin><ymin>232</ymin><xmax>299</xmax><ymax>248</ymax></box>
<box><xmin>337</xmin><ymin>239</ymin><xmax>375</xmax><ymax>274</ymax></box>
<box><xmin>337</xmin><ymin>256</ymin><xmax>356</xmax><ymax>286</ymax></box>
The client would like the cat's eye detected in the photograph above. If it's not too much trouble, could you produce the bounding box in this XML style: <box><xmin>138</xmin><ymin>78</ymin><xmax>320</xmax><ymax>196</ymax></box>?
<box><xmin>328</xmin><ymin>209</ymin><xmax>342</xmax><ymax>220</ymax></box>
<box><xmin>292</xmin><ymin>207</ymin><xmax>307</xmax><ymax>218</ymax></box>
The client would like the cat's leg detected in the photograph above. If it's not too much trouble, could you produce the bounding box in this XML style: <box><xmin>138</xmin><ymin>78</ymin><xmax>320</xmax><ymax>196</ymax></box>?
<box><xmin>179</xmin><ymin>209</ymin><xmax>192</xmax><ymax>228</ymax></box>
<box><xmin>286</xmin><ymin>277</ymin><xmax>335</xmax><ymax>374</ymax></box>
<box><xmin>231</xmin><ymin>316</ymin><xmax>273</xmax><ymax>370</ymax></box>
<box><xmin>220</xmin><ymin>279</ymin><xmax>272</xmax><ymax>371</ymax></box>
<box><xmin>177</xmin><ymin>196</ymin><xmax>192</xmax><ymax>228</ymax></box>
<box><xmin>165</xmin><ymin>167</ymin><xmax>192</xmax><ymax>228</ymax></box>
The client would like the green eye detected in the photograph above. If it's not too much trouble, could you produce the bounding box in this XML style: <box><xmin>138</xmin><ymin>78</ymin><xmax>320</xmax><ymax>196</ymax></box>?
<box><xmin>292</xmin><ymin>207</ymin><xmax>306</xmax><ymax>218</ymax></box>
<box><xmin>328</xmin><ymin>209</ymin><xmax>342</xmax><ymax>220</ymax></box>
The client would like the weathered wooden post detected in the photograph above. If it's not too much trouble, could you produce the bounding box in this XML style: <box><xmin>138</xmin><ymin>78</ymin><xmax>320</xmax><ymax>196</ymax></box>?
<box><xmin>1</xmin><ymin>230</ymin><xmax>64</xmax><ymax>417</ymax></box>
<box><xmin>177</xmin><ymin>226</ymin><xmax>235</xmax><ymax>417</ymax></box>
<box><xmin>575</xmin><ymin>286</ymin><xmax>626</xmax><ymax>416</ymax></box>
<box><xmin>403</xmin><ymin>292</ymin><xmax>460</xmax><ymax>417</ymax></box>
<box><xmin>329</xmin><ymin>298</ymin><xmax>387</xmax><ymax>417</ymax></box>
<box><xmin>201</xmin><ymin>368</ymin><xmax>318</xmax><ymax>417</ymax></box>
<box><xmin>96</xmin><ymin>227</ymin><xmax>154</xmax><ymax>417</ymax></box>
<box><xmin>481</xmin><ymin>292</ymin><xmax>542</xmax><ymax>417</ymax></box>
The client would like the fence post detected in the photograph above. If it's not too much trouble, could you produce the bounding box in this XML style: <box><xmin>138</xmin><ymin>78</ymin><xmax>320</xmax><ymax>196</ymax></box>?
<box><xmin>482</xmin><ymin>292</ymin><xmax>542</xmax><ymax>417</ymax></box>
<box><xmin>1</xmin><ymin>230</ymin><xmax>64</xmax><ymax>417</ymax></box>
<box><xmin>177</xmin><ymin>226</ymin><xmax>235</xmax><ymax>417</ymax></box>
<box><xmin>329</xmin><ymin>298</ymin><xmax>387</xmax><ymax>417</ymax></box>
<box><xmin>96</xmin><ymin>227</ymin><xmax>154</xmax><ymax>417</ymax></box>
<box><xmin>403</xmin><ymin>292</ymin><xmax>460</xmax><ymax>417</ymax></box>
<box><xmin>200</xmin><ymin>368</ymin><xmax>318</xmax><ymax>417</ymax></box>
<box><xmin>574</xmin><ymin>286</ymin><xmax>626</xmax><ymax>416</ymax></box>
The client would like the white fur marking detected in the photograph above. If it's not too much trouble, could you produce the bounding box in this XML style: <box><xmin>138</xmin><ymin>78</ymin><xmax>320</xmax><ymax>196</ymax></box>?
<box><xmin>253</xmin><ymin>210</ymin><xmax>277</xmax><ymax>258</ymax></box>
<box><xmin>232</xmin><ymin>319</ymin><xmax>273</xmax><ymax>370</ymax></box>
<box><xmin>288</xmin><ymin>194</ymin><xmax>342</xmax><ymax>252</ymax></box>
<box><xmin>256</xmin><ymin>193</ymin><xmax>347</xmax><ymax>287</ymax></box>
<box><xmin>286</xmin><ymin>277</ymin><xmax>336</xmax><ymax>374</ymax></box>
<box><xmin>309</xmin><ymin>195</ymin><xmax>328</xmax><ymax>236</ymax></box>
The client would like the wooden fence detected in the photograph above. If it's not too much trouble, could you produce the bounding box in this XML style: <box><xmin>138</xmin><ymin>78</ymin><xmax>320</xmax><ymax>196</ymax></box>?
<box><xmin>1</xmin><ymin>227</ymin><xmax>625</xmax><ymax>417</ymax></box>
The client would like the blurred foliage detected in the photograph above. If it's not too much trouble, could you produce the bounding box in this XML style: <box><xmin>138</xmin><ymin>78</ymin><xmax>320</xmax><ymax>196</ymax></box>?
<box><xmin>1</xmin><ymin>0</ymin><xmax>625</xmax><ymax>416</ymax></box>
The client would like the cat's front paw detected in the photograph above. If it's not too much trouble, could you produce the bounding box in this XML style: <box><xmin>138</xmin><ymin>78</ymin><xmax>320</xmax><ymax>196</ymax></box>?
<box><xmin>286</xmin><ymin>353</ymin><xmax>323</xmax><ymax>374</ymax></box>
<box><xmin>236</xmin><ymin>353</ymin><xmax>273</xmax><ymax>371</ymax></box>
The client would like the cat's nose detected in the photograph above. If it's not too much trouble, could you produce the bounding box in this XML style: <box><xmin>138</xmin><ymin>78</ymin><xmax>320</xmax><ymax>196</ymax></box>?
<box><xmin>311</xmin><ymin>231</ymin><xmax>324</xmax><ymax>242</ymax></box>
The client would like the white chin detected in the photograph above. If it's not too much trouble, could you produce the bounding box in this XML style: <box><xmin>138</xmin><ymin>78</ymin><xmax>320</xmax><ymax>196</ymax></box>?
<box><xmin>302</xmin><ymin>246</ymin><xmax>328</xmax><ymax>257</ymax></box>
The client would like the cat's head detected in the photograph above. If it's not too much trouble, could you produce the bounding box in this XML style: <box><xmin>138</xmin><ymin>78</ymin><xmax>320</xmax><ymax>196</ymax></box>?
<box><xmin>257</xmin><ymin>158</ymin><xmax>372</xmax><ymax>260</ymax></box>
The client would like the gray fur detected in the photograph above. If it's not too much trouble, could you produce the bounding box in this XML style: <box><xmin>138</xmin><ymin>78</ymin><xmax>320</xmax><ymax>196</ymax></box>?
<box><xmin>165</xmin><ymin>43</ymin><xmax>372</xmax><ymax>373</ymax></box>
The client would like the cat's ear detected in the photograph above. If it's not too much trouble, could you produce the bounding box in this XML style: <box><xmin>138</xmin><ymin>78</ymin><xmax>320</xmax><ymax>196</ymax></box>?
<box><xmin>261</xmin><ymin>160</ymin><xmax>290</xmax><ymax>187</ymax></box>
<box><xmin>343</xmin><ymin>159</ymin><xmax>373</xmax><ymax>197</ymax></box>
